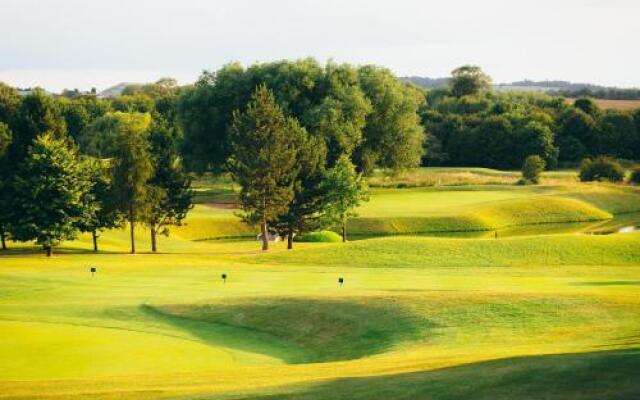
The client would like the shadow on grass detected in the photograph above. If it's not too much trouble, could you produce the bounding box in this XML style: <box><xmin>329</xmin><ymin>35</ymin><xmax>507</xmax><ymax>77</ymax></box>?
<box><xmin>143</xmin><ymin>298</ymin><xmax>433</xmax><ymax>364</ymax></box>
<box><xmin>184</xmin><ymin>348</ymin><xmax>640</xmax><ymax>400</ymax></box>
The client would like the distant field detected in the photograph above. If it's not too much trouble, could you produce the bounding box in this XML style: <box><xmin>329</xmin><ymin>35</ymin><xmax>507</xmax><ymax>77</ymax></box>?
<box><xmin>567</xmin><ymin>98</ymin><xmax>640</xmax><ymax>110</ymax></box>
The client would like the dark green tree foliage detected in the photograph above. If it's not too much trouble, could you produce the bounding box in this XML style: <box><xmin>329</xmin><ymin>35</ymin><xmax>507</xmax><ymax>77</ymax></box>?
<box><xmin>629</xmin><ymin>167</ymin><xmax>640</xmax><ymax>185</ymax></box>
<box><xmin>108</xmin><ymin>113</ymin><xmax>154</xmax><ymax>254</ymax></box>
<box><xmin>146</xmin><ymin>120</ymin><xmax>193</xmax><ymax>252</ymax></box>
<box><xmin>579</xmin><ymin>156</ymin><xmax>625</xmax><ymax>182</ymax></box>
<box><xmin>229</xmin><ymin>85</ymin><xmax>302</xmax><ymax>251</ymax></box>
<box><xmin>357</xmin><ymin>66</ymin><xmax>425</xmax><ymax>174</ymax></box>
<box><xmin>0</xmin><ymin>122</ymin><xmax>12</xmax><ymax>250</ymax></box>
<box><xmin>322</xmin><ymin>156</ymin><xmax>369</xmax><ymax>242</ymax></box>
<box><xmin>60</xmin><ymin>96</ymin><xmax>111</xmax><ymax>142</ymax></box>
<box><xmin>573</xmin><ymin>97</ymin><xmax>600</xmax><ymax>117</ymax></box>
<box><xmin>273</xmin><ymin>135</ymin><xmax>329</xmax><ymax>250</ymax></box>
<box><xmin>521</xmin><ymin>155</ymin><xmax>546</xmax><ymax>184</ymax></box>
<box><xmin>307</xmin><ymin>63</ymin><xmax>371</xmax><ymax>166</ymax></box>
<box><xmin>178</xmin><ymin>59</ymin><xmax>424</xmax><ymax>175</ymax></box>
<box><xmin>595</xmin><ymin>110</ymin><xmax>638</xmax><ymax>159</ymax></box>
<box><xmin>177</xmin><ymin>64</ymin><xmax>250</xmax><ymax>173</ymax></box>
<box><xmin>10</xmin><ymin>134</ymin><xmax>92</xmax><ymax>256</ymax></box>
<box><xmin>556</xmin><ymin>108</ymin><xmax>595</xmax><ymax>162</ymax></box>
<box><xmin>8</xmin><ymin>90</ymin><xmax>67</xmax><ymax>166</ymax></box>
<box><xmin>75</xmin><ymin>157</ymin><xmax>122</xmax><ymax>252</ymax></box>
<box><xmin>0</xmin><ymin>122</ymin><xmax>11</xmax><ymax>159</ymax></box>
<box><xmin>450</xmin><ymin>65</ymin><xmax>491</xmax><ymax>97</ymax></box>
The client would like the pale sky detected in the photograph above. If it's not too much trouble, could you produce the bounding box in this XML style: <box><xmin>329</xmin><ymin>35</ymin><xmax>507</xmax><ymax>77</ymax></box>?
<box><xmin>1</xmin><ymin>0</ymin><xmax>639</xmax><ymax>92</ymax></box>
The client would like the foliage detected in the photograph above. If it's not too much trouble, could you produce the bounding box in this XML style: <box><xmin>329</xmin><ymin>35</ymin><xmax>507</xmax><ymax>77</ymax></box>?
<box><xmin>229</xmin><ymin>85</ymin><xmax>303</xmax><ymax>250</ymax></box>
<box><xmin>0</xmin><ymin>122</ymin><xmax>11</xmax><ymax>158</ymax></box>
<box><xmin>295</xmin><ymin>230</ymin><xmax>343</xmax><ymax>243</ymax></box>
<box><xmin>273</xmin><ymin>134</ymin><xmax>329</xmax><ymax>249</ymax></box>
<box><xmin>628</xmin><ymin>167</ymin><xmax>640</xmax><ymax>185</ymax></box>
<box><xmin>10</xmin><ymin>134</ymin><xmax>92</xmax><ymax>255</ymax></box>
<box><xmin>357</xmin><ymin>66</ymin><xmax>425</xmax><ymax>174</ymax></box>
<box><xmin>579</xmin><ymin>156</ymin><xmax>625</xmax><ymax>182</ymax></box>
<box><xmin>145</xmin><ymin>120</ymin><xmax>193</xmax><ymax>252</ymax></box>
<box><xmin>521</xmin><ymin>155</ymin><xmax>546</xmax><ymax>184</ymax></box>
<box><xmin>322</xmin><ymin>156</ymin><xmax>369</xmax><ymax>241</ymax></box>
<box><xmin>75</xmin><ymin>157</ymin><xmax>123</xmax><ymax>251</ymax></box>
<box><xmin>108</xmin><ymin>113</ymin><xmax>154</xmax><ymax>253</ymax></box>
<box><xmin>450</xmin><ymin>65</ymin><xmax>491</xmax><ymax>97</ymax></box>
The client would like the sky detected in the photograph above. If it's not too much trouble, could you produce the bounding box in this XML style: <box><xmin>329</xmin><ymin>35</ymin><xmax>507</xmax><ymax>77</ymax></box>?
<box><xmin>1</xmin><ymin>0</ymin><xmax>639</xmax><ymax>92</ymax></box>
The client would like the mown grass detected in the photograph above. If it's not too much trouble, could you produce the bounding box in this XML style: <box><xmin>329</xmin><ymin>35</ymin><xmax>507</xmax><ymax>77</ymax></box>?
<box><xmin>1</xmin><ymin>177</ymin><xmax>640</xmax><ymax>399</ymax></box>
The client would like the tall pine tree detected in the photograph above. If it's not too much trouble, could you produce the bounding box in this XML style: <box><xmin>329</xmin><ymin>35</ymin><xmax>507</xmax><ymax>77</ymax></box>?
<box><xmin>229</xmin><ymin>85</ymin><xmax>302</xmax><ymax>251</ymax></box>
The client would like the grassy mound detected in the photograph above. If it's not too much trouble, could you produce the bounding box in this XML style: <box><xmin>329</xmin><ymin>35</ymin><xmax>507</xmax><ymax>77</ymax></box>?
<box><xmin>296</xmin><ymin>231</ymin><xmax>343</xmax><ymax>243</ymax></box>
<box><xmin>347</xmin><ymin>196</ymin><xmax>611</xmax><ymax>236</ymax></box>
<box><xmin>152</xmin><ymin>298</ymin><xmax>431</xmax><ymax>363</ymax></box>
<box><xmin>227</xmin><ymin>349</ymin><xmax>640</xmax><ymax>400</ymax></box>
<box><xmin>255</xmin><ymin>233</ymin><xmax>640</xmax><ymax>268</ymax></box>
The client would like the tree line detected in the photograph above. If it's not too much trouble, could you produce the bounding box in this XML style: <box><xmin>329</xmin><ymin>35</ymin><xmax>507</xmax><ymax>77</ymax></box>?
<box><xmin>2</xmin><ymin>60</ymin><xmax>640</xmax><ymax>254</ymax></box>
<box><xmin>0</xmin><ymin>79</ymin><xmax>192</xmax><ymax>255</ymax></box>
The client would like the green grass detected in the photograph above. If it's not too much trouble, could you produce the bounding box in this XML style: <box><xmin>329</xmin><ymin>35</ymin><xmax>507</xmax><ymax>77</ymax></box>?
<box><xmin>296</xmin><ymin>231</ymin><xmax>343</xmax><ymax>242</ymax></box>
<box><xmin>1</xmin><ymin>177</ymin><xmax>640</xmax><ymax>399</ymax></box>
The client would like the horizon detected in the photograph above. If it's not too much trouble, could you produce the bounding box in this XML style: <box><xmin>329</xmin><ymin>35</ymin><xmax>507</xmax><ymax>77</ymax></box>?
<box><xmin>2</xmin><ymin>0</ymin><xmax>639</xmax><ymax>92</ymax></box>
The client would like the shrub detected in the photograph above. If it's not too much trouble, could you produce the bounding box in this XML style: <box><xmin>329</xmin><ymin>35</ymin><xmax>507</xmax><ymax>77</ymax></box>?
<box><xmin>521</xmin><ymin>155</ymin><xmax>546</xmax><ymax>184</ymax></box>
<box><xmin>296</xmin><ymin>231</ymin><xmax>343</xmax><ymax>243</ymax></box>
<box><xmin>579</xmin><ymin>156</ymin><xmax>624</xmax><ymax>182</ymax></box>
<box><xmin>629</xmin><ymin>167</ymin><xmax>640</xmax><ymax>185</ymax></box>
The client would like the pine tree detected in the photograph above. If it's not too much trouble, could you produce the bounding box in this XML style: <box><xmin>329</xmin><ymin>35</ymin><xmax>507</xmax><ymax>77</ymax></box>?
<box><xmin>273</xmin><ymin>135</ymin><xmax>329</xmax><ymax>249</ymax></box>
<box><xmin>229</xmin><ymin>85</ymin><xmax>301</xmax><ymax>251</ymax></box>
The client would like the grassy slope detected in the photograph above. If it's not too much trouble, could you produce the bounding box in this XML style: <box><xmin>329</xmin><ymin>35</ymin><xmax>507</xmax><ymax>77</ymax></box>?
<box><xmin>255</xmin><ymin>233</ymin><xmax>640</xmax><ymax>268</ymax></box>
<box><xmin>1</xmin><ymin>178</ymin><xmax>640</xmax><ymax>399</ymax></box>
<box><xmin>226</xmin><ymin>349</ymin><xmax>640</xmax><ymax>400</ymax></box>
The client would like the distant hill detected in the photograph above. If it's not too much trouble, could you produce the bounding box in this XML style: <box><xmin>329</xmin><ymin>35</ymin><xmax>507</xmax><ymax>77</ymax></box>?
<box><xmin>98</xmin><ymin>82</ymin><xmax>137</xmax><ymax>99</ymax></box>
<box><xmin>402</xmin><ymin>77</ymin><xmax>640</xmax><ymax>100</ymax></box>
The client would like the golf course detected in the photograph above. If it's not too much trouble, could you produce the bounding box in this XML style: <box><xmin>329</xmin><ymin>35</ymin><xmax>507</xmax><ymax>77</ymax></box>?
<box><xmin>1</xmin><ymin>169</ymin><xmax>639</xmax><ymax>400</ymax></box>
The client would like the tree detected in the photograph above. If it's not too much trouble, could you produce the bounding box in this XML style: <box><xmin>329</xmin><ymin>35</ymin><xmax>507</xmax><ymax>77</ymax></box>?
<box><xmin>579</xmin><ymin>156</ymin><xmax>624</xmax><ymax>182</ymax></box>
<box><xmin>573</xmin><ymin>97</ymin><xmax>600</xmax><ymax>116</ymax></box>
<box><xmin>0</xmin><ymin>122</ymin><xmax>11</xmax><ymax>250</ymax></box>
<box><xmin>450</xmin><ymin>65</ymin><xmax>491</xmax><ymax>97</ymax></box>
<box><xmin>229</xmin><ymin>85</ymin><xmax>302</xmax><ymax>251</ymax></box>
<box><xmin>10</xmin><ymin>134</ymin><xmax>92</xmax><ymax>256</ymax></box>
<box><xmin>0</xmin><ymin>122</ymin><xmax>11</xmax><ymax>159</ymax></box>
<box><xmin>108</xmin><ymin>113</ymin><xmax>154</xmax><ymax>254</ymax></box>
<box><xmin>357</xmin><ymin>66</ymin><xmax>425</xmax><ymax>174</ymax></box>
<box><xmin>322</xmin><ymin>156</ymin><xmax>368</xmax><ymax>242</ymax></box>
<box><xmin>145</xmin><ymin>121</ymin><xmax>193</xmax><ymax>252</ymax></box>
<box><xmin>76</xmin><ymin>157</ymin><xmax>122</xmax><ymax>252</ymax></box>
<box><xmin>273</xmin><ymin>135</ymin><xmax>329</xmax><ymax>250</ymax></box>
<box><xmin>306</xmin><ymin>63</ymin><xmax>371</xmax><ymax>165</ymax></box>
<box><xmin>521</xmin><ymin>155</ymin><xmax>546</xmax><ymax>184</ymax></box>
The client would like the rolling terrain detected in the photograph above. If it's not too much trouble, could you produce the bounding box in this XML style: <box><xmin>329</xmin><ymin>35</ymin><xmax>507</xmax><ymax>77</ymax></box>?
<box><xmin>1</xmin><ymin>169</ymin><xmax>639</xmax><ymax>399</ymax></box>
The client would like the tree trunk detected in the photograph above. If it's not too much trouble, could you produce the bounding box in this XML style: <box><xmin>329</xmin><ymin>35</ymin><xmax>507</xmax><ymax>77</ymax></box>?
<box><xmin>0</xmin><ymin>229</ymin><xmax>6</xmax><ymax>250</ymax></box>
<box><xmin>260</xmin><ymin>217</ymin><xmax>269</xmax><ymax>251</ymax></box>
<box><xmin>45</xmin><ymin>246</ymin><xmax>52</xmax><ymax>257</ymax></box>
<box><xmin>150</xmin><ymin>225</ymin><xmax>157</xmax><ymax>252</ymax></box>
<box><xmin>341</xmin><ymin>214</ymin><xmax>347</xmax><ymax>242</ymax></box>
<box><xmin>129</xmin><ymin>207</ymin><xmax>136</xmax><ymax>254</ymax></box>
<box><xmin>92</xmin><ymin>230</ymin><xmax>98</xmax><ymax>252</ymax></box>
<box><xmin>287</xmin><ymin>225</ymin><xmax>294</xmax><ymax>250</ymax></box>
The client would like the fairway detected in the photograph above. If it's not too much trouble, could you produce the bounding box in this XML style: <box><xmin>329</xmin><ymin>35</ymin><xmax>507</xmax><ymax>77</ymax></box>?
<box><xmin>1</xmin><ymin>180</ymin><xmax>640</xmax><ymax>399</ymax></box>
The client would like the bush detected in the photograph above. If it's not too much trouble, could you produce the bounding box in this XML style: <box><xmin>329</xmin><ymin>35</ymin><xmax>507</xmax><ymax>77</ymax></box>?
<box><xmin>579</xmin><ymin>156</ymin><xmax>625</xmax><ymax>182</ymax></box>
<box><xmin>295</xmin><ymin>231</ymin><xmax>343</xmax><ymax>243</ymax></box>
<box><xmin>521</xmin><ymin>155</ymin><xmax>546</xmax><ymax>184</ymax></box>
<box><xmin>629</xmin><ymin>167</ymin><xmax>640</xmax><ymax>185</ymax></box>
